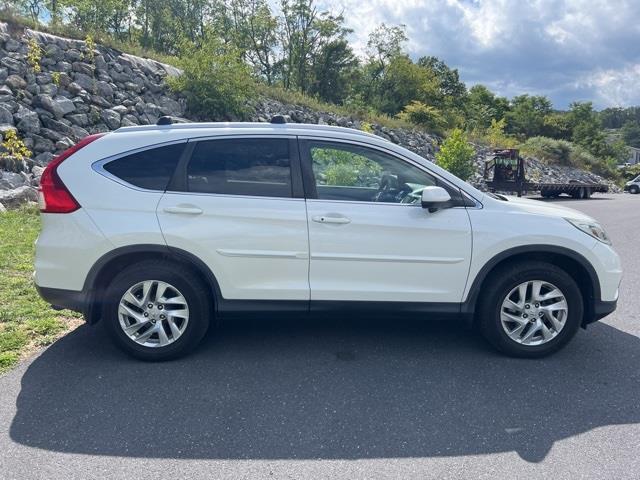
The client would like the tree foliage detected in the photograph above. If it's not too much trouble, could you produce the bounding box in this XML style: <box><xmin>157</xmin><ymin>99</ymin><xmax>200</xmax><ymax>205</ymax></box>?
<box><xmin>168</xmin><ymin>37</ymin><xmax>255</xmax><ymax>119</ymax></box>
<box><xmin>435</xmin><ymin>129</ymin><xmax>475</xmax><ymax>181</ymax></box>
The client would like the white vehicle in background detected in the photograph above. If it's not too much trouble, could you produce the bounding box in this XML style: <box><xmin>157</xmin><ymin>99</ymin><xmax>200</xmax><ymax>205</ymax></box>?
<box><xmin>34</xmin><ymin>116</ymin><xmax>622</xmax><ymax>361</ymax></box>
<box><xmin>624</xmin><ymin>175</ymin><xmax>640</xmax><ymax>194</ymax></box>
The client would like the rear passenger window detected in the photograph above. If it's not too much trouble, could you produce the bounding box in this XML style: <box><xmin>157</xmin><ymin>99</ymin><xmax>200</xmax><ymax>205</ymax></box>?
<box><xmin>104</xmin><ymin>143</ymin><xmax>185</xmax><ymax>191</ymax></box>
<box><xmin>187</xmin><ymin>138</ymin><xmax>292</xmax><ymax>197</ymax></box>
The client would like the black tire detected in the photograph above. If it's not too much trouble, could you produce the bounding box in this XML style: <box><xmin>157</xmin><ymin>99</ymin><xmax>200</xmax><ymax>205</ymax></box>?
<box><xmin>631</xmin><ymin>185</ymin><xmax>640</xmax><ymax>194</ymax></box>
<box><xmin>103</xmin><ymin>260</ymin><xmax>212</xmax><ymax>361</ymax></box>
<box><xmin>477</xmin><ymin>261</ymin><xmax>583</xmax><ymax>358</ymax></box>
<box><xmin>584</xmin><ymin>188</ymin><xmax>591</xmax><ymax>199</ymax></box>
<box><xmin>571</xmin><ymin>187</ymin><xmax>585</xmax><ymax>199</ymax></box>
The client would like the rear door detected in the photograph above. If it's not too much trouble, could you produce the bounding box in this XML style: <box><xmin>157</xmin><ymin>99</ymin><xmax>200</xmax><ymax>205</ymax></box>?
<box><xmin>301</xmin><ymin>138</ymin><xmax>472</xmax><ymax>304</ymax></box>
<box><xmin>157</xmin><ymin>136</ymin><xmax>310</xmax><ymax>301</ymax></box>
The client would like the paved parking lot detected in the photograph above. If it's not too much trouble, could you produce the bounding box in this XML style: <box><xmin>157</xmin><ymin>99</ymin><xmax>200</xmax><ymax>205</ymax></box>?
<box><xmin>0</xmin><ymin>194</ymin><xmax>638</xmax><ymax>480</ymax></box>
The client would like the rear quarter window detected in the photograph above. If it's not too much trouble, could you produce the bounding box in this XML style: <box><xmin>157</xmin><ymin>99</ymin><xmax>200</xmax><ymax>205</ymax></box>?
<box><xmin>103</xmin><ymin>143</ymin><xmax>186</xmax><ymax>191</ymax></box>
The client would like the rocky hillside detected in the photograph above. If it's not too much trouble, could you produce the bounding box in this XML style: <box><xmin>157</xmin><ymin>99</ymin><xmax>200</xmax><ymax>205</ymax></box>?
<box><xmin>0</xmin><ymin>22</ymin><xmax>618</xmax><ymax>210</ymax></box>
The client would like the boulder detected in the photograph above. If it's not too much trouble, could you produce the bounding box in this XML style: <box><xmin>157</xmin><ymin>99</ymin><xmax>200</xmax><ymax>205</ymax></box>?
<box><xmin>5</xmin><ymin>74</ymin><xmax>26</xmax><ymax>90</ymax></box>
<box><xmin>14</xmin><ymin>109</ymin><xmax>41</xmax><ymax>134</ymax></box>
<box><xmin>73</xmin><ymin>73</ymin><xmax>96</xmax><ymax>93</ymax></box>
<box><xmin>0</xmin><ymin>105</ymin><xmax>13</xmax><ymax>124</ymax></box>
<box><xmin>35</xmin><ymin>94</ymin><xmax>76</xmax><ymax>119</ymax></box>
<box><xmin>0</xmin><ymin>186</ymin><xmax>38</xmax><ymax>209</ymax></box>
<box><xmin>0</xmin><ymin>171</ymin><xmax>27</xmax><ymax>190</ymax></box>
<box><xmin>67</xmin><ymin>113</ymin><xmax>89</xmax><ymax>127</ymax></box>
<box><xmin>101</xmin><ymin>109</ymin><xmax>121</xmax><ymax>130</ymax></box>
<box><xmin>34</xmin><ymin>152</ymin><xmax>55</xmax><ymax>165</ymax></box>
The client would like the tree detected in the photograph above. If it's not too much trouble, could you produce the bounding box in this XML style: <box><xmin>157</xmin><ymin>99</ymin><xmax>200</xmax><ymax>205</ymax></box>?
<box><xmin>228</xmin><ymin>0</ymin><xmax>278</xmax><ymax>84</ymax></box>
<box><xmin>417</xmin><ymin>56</ymin><xmax>466</xmax><ymax>106</ymax></box>
<box><xmin>169</xmin><ymin>36</ymin><xmax>256</xmax><ymax>120</ymax></box>
<box><xmin>542</xmin><ymin>112</ymin><xmax>572</xmax><ymax>140</ymax></box>
<box><xmin>435</xmin><ymin>129</ymin><xmax>476</xmax><ymax>181</ymax></box>
<box><xmin>465</xmin><ymin>84</ymin><xmax>509</xmax><ymax>131</ymax></box>
<box><xmin>278</xmin><ymin>0</ymin><xmax>351</xmax><ymax>94</ymax></box>
<box><xmin>309</xmin><ymin>39</ymin><xmax>358</xmax><ymax>104</ymax></box>
<box><xmin>621</xmin><ymin>121</ymin><xmax>640</xmax><ymax>148</ymax></box>
<box><xmin>366</xmin><ymin>23</ymin><xmax>407</xmax><ymax>72</ymax></box>
<box><xmin>63</xmin><ymin>0</ymin><xmax>134</xmax><ymax>40</ymax></box>
<box><xmin>505</xmin><ymin>94</ymin><xmax>552</xmax><ymax>138</ymax></box>
<box><xmin>375</xmin><ymin>55</ymin><xmax>440</xmax><ymax>115</ymax></box>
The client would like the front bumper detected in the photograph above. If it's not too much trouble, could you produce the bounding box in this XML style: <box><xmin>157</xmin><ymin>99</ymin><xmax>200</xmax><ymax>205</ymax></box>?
<box><xmin>587</xmin><ymin>299</ymin><xmax>618</xmax><ymax>325</ymax></box>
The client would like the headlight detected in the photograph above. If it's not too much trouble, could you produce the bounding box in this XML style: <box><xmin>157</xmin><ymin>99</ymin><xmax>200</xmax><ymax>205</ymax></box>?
<box><xmin>566</xmin><ymin>218</ymin><xmax>611</xmax><ymax>245</ymax></box>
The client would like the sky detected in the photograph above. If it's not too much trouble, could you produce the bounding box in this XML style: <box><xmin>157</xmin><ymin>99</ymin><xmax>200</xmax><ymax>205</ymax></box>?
<box><xmin>314</xmin><ymin>0</ymin><xmax>640</xmax><ymax>109</ymax></box>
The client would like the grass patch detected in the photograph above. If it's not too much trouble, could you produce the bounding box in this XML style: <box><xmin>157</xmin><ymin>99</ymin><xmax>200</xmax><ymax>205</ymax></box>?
<box><xmin>0</xmin><ymin>205</ymin><xmax>81</xmax><ymax>374</ymax></box>
<box><xmin>258</xmin><ymin>84</ymin><xmax>417</xmax><ymax>131</ymax></box>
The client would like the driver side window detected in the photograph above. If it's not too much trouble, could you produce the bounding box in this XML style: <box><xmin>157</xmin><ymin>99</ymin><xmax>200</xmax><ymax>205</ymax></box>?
<box><xmin>308</xmin><ymin>141</ymin><xmax>437</xmax><ymax>204</ymax></box>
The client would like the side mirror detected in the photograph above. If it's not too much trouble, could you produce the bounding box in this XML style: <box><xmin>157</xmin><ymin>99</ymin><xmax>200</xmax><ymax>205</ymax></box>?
<box><xmin>421</xmin><ymin>186</ymin><xmax>452</xmax><ymax>213</ymax></box>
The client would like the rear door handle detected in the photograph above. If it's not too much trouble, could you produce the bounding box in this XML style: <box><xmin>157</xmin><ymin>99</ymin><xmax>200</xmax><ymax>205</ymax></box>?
<box><xmin>163</xmin><ymin>205</ymin><xmax>203</xmax><ymax>215</ymax></box>
<box><xmin>312</xmin><ymin>215</ymin><xmax>351</xmax><ymax>224</ymax></box>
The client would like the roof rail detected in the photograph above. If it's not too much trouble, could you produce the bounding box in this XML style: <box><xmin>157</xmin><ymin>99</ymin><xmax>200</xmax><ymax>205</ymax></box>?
<box><xmin>156</xmin><ymin>116</ymin><xmax>190</xmax><ymax>126</ymax></box>
<box><xmin>115</xmin><ymin>120</ymin><xmax>383</xmax><ymax>141</ymax></box>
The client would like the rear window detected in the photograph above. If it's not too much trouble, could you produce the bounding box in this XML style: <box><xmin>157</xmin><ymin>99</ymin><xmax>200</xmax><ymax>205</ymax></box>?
<box><xmin>187</xmin><ymin>138</ymin><xmax>292</xmax><ymax>198</ymax></box>
<box><xmin>103</xmin><ymin>143</ymin><xmax>185</xmax><ymax>191</ymax></box>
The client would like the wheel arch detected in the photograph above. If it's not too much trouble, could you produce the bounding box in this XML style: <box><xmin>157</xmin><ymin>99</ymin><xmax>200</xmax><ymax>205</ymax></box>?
<box><xmin>83</xmin><ymin>244</ymin><xmax>223</xmax><ymax>324</ymax></box>
<box><xmin>463</xmin><ymin>245</ymin><xmax>600</xmax><ymax>327</ymax></box>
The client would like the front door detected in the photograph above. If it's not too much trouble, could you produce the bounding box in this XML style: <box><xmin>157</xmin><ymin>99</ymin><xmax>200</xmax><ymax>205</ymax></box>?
<box><xmin>301</xmin><ymin>139</ymin><xmax>472</xmax><ymax>304</ymax></box>
<box><xmin>157</xmin><ymin>136</ymin><xmax>310</xmax><ymax>301</ymax></box>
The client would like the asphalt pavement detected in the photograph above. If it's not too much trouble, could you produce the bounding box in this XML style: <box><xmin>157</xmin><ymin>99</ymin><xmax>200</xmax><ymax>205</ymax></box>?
<box><xmin>1</xmin><ymin>194</ymin><xmax>639</xmax><ymax>480</ymax></box>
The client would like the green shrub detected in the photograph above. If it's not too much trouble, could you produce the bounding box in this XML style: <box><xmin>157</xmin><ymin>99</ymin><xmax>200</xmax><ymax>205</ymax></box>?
<box><xmin>435</xmin><ymin>129</ymin><xmax>475</xmax><ymax>180</ymax></box>
<box><xmin>26</xmin><ymin>37</ymin><xmax>42</xmax><ymax>73</ymax></box>
<box><xmin>485</xmin><ymin>118</ymin><xmax>518</xmax><ymax>148</ymax></box>
<box><xmin>397</xmin><ymin>101</ymin><xmax>445</xmax><ymax>133</ymax></box>
<box><xmin>0</xmin><ymin>130</ymin><xmax>32</xmax><ymax>171</ymax></box>
<box><xmin>520</xmin><ymin>136</ymin><xmax>574</xmax><ymax>166</ymax></box>
<box><xmin>168</xmin><ymin>38</ymin><xmax>256</xmax><ymax>120</ymax></box>
<box><xmin>83</xmin><ymin>34</ymin><xmax>96</xmax><ymax>62</ymax></box>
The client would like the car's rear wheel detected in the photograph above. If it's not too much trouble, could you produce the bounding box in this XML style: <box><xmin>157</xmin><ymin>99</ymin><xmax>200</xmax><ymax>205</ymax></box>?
<box><xmin>478</xmin><ymin>262</ymin><xmax>583</xmax><ymax>357</ymax></box>
<box><xmin>103</xmin><ymin>261</ymin><xmax>211</xmax><ymax>360</ymax></box>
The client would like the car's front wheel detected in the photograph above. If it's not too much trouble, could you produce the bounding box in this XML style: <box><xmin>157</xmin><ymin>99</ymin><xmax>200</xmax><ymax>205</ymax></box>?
<box><xmin>478</xmin><ymin>262</ymin><xmax>583</xmax><ymax>357</ymax></box>
<box><xmin>103</xmin><ymin>261</ymin><xmax>211</xmax><ymax>360</ymax></box>
<box><xmin>630</xmin><ymin>185</ymin><xmax>639</xmax><ymax>194</ymax></box>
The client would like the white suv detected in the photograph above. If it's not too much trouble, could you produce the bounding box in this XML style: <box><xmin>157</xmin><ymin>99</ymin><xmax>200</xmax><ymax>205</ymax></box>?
<box><xmin>35</xmin><ymin>117</ymin><xmax>622</xmax><ymax>360</ymax></box>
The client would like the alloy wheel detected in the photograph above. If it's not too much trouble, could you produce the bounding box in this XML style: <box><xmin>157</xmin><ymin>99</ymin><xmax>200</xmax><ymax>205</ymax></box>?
<box><xmin>118</xmin><ymin>280</ymin><xmax>189</xmax><ymax>347</ymax></box>
<box><xmin>500</xmin><ymin>280</ymin><xmax>568</xmax><ymax>346</ymax></box>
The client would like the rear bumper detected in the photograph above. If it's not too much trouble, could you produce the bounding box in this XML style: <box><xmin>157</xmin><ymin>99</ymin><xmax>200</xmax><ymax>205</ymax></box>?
<box><xmin>35</xmin><ymin>284</ymin><xmax>88</xmax><ymax>315</ymax></box>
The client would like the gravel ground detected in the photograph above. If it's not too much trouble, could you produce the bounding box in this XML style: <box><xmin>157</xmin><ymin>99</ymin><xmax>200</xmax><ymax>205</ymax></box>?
<box><xmin>0</xmin><ymin>193</ymin><xmax>638</xmax><ymax>480</ymax></box>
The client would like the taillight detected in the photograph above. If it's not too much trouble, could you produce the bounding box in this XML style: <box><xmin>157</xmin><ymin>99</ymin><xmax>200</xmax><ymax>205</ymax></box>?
<box><xmin>38</xmin><ymin>133</ymin><xmax>105</xmax><ymax>213</ymax></box>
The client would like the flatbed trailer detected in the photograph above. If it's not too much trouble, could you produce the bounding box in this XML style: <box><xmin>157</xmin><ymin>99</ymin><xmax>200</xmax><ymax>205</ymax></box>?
<box><xmin>483</xmin><ymin>149</ymin><xmax>609</xmax><ymax>199</ymax></box>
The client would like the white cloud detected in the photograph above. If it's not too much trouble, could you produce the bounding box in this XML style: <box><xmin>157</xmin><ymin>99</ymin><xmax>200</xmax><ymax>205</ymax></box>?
<box><xmin>313</xmin><ymin>0</ymin><xmax>640</xmax><ymax>108</ymax></box>
<box><xmin>579</xmin><ymin>64</ymin><xmax>640</xmax><ymax>107</ymax></box>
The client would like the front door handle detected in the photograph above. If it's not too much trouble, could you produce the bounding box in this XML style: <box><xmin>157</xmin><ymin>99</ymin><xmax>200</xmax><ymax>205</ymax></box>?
<box><xmin>312</xmin><ymin>214</ymin><xmax>351</xmax><ymax>224</ymax></box>
<box><xmin>163</xmin><ymin>205</ymin><xmax>203</xmax><ymax>215</ymax></box>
